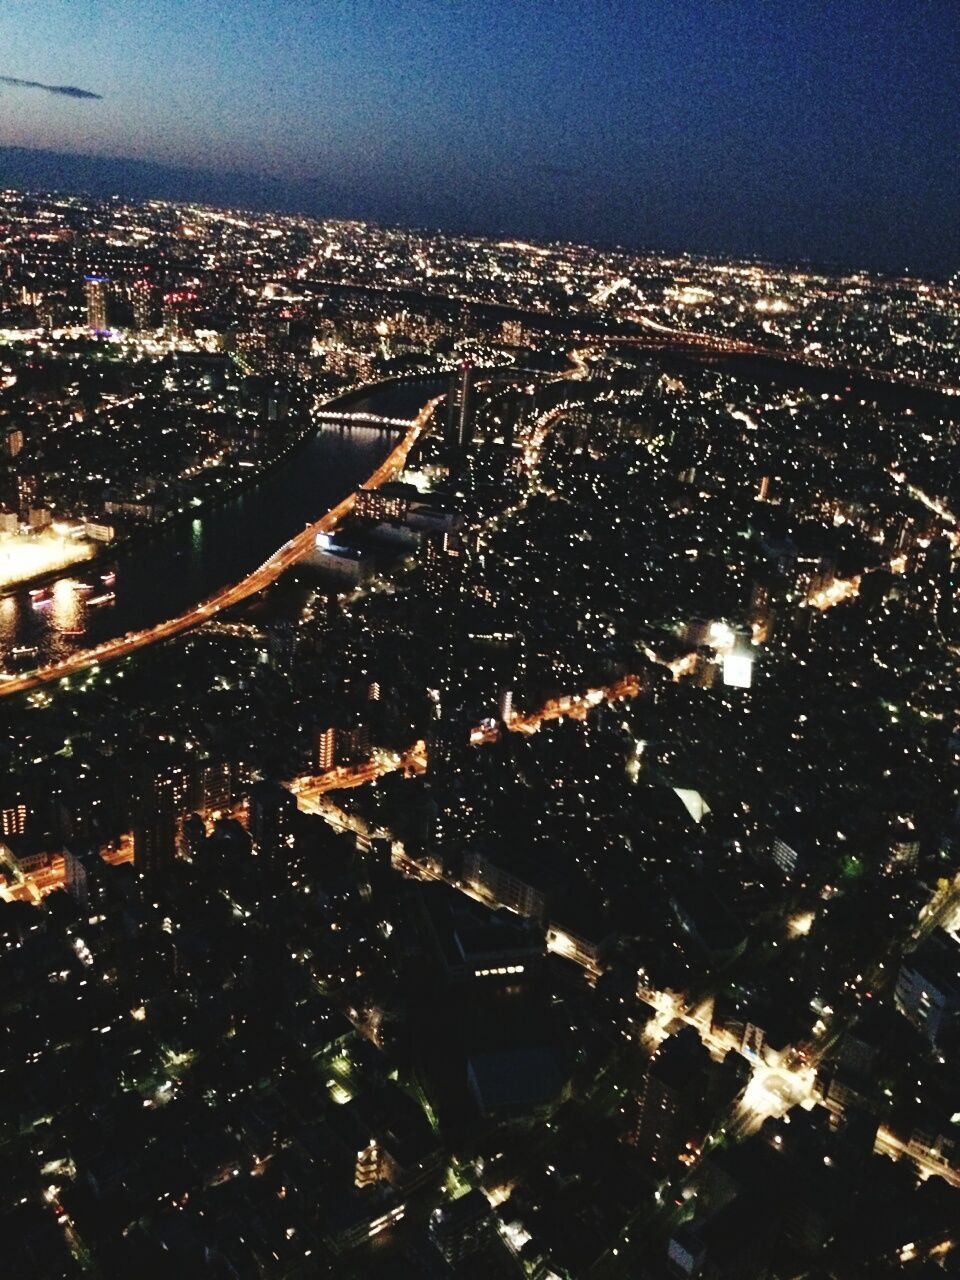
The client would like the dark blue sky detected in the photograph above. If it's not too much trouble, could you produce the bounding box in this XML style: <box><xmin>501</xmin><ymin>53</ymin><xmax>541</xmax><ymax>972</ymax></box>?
<box><xmin>1</xmin><ymin>0</ymin><xmax>957</xmax><ymax>273</ymax></box>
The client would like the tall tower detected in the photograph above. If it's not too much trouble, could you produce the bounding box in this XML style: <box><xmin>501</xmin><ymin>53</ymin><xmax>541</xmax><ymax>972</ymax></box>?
<box><xmin>84</xmin><ymin>275</ymin><xmax>110</xmax><ymax>333</ymax></box>
<box><xmin>445</xmin><ymin>360</ymin><xmax>476</xmax><ymax>481</ymax></box>
<box><xmin>425</xmin><ymin>530</ymin><xmax>477</xmax><ymax>860</ymax></box>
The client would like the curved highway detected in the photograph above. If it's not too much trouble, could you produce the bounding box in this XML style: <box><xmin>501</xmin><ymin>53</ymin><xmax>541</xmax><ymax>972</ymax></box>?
<box><xmin>0</xmin><ymin>396</ymin><xmax>441</xmax><ymax>699</ymax></box>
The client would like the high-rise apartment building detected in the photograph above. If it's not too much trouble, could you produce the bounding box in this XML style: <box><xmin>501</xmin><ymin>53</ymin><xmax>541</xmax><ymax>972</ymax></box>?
<box><xmin>162</xmin><ymin>290</ymin><xmax>196</xmax><ymax>339</ymax></box>
<box><xmin>85</xmin><ymin>275</ymin><xmax>110</xmax><ymax>332</ymax></box>
<box><xmin>634</xmin><ymin>1027</ymin><xmax>716</xmax><ymax>1168</ymax></box>
<box><xmin>248</xmin><ymin>780</ymin><xmax>298</xmax><ymax>864</ymax></box>
<box><xmin>17</xmin><ymin>472</ymin><xmax>39</xmax><ymax>518</ymax></box>
<box><xmin>133</xmin><ymin>762</ymin><xmax>190</xmax><ymax>890</ymax></box>
<box><xmin>131</xmin><ymin>279</ymin><xmax>153</xmax><ymax>331</ymax></box>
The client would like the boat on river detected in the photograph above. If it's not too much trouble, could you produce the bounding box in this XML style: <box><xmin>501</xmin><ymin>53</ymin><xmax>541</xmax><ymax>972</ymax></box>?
<box><xmin>5</xmin><ymin>645</ymin><xmax>39</xmax><ymax>671</ymax></box>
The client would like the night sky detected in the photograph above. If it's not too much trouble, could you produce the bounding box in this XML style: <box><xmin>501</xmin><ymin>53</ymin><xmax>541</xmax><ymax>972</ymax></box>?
<box><xmin>0</xmin><ymin>0</ymin><xmax>957</xmax><ymax>274</ymax></box>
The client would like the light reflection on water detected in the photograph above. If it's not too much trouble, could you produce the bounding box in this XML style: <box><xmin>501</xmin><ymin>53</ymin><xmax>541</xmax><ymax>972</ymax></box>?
<box><xmin>50</xmin><ymin>579</ymin><xmax>85</xmax><ymax>636</ymax></box>
<box><xmin>0</xmin><ymin>594</ymin><xmax>20</xmax><ymax>651</ymax></box>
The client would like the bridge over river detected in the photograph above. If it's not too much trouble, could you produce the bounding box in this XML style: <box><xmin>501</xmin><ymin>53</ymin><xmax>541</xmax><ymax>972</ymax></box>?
<box><xmin>0</xmin><ymin>379</ymin><xmax>444</xmax><ymax>695</ymax></box>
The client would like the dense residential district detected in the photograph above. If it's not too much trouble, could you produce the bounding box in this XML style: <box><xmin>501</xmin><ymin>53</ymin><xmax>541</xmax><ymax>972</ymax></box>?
<box><xmin>1</xmin><ymin>188</ymin><xmax>960</xmax><ymax>1279</ymax></box>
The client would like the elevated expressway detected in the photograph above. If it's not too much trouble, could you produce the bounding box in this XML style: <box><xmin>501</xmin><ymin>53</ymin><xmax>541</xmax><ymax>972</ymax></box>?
<box><xmin>0</xmin><ymin>395</ymin><xmax>442</xmax><ymax>699</ymax></box>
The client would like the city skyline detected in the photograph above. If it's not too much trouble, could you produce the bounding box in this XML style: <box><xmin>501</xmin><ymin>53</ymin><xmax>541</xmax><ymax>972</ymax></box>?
<box><xmin>1</xmin><ymin>190</ymin><xmax>959</xmax><ymax>1274</ymax></box>
<box><xmin>1</xmin><ymin>5</ymin><xmax>960</xmax><ymax>1274</ymax></box>
<box><xmin>1</xmin><ymin>0</ymin><xmax>959</xmax><ymax>275</ymax></box>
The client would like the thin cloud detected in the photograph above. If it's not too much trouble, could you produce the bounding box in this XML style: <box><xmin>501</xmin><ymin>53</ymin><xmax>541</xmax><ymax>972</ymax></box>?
<box><xmin>0</xmin><ymin>75</ymin><xmax>101</xmax><ymax>101</ymax></box>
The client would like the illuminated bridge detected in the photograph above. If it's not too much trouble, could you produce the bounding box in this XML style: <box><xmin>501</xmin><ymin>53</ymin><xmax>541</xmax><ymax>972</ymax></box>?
<box><xmin>312</xmin><ymin>410</ymin><xmax>413</xmax><ymax>429</ymax></box>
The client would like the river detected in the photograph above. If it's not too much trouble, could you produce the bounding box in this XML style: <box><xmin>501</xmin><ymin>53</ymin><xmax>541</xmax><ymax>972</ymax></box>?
<box><xmin>0</xmin><ymin>378</ymin><xmax>444</xmax><ymax>671</ymax></box>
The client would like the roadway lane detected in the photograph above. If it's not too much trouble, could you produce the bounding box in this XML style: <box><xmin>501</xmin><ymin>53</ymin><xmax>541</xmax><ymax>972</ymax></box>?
<box><xmin>289</xmin><ymin>672</ymin><xmax>645</xmax><ymax>807</ymax></box>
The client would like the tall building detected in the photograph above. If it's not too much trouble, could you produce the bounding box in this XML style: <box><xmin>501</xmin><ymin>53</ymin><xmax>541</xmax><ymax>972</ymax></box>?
<box><xmin>895</xmin><ymin>929</ymin><xmax>960</xmax><ymax>1046</ymax></box>
<box><xmin>445</xmin><ymin>359</ymin><xmax>477</xmax><ymax>480</ymax></box>
<box><xmin>497</xmin><ymin>686</ymin><xmax>514</xmax><ymax>722</ymax></box>
<box><xmin>633</xmin><ymin>1027</ymin><xmax>717</xmax><ymax>1169</ymax></box>
<box><xmin>427</xmin><ymin>706</ymin><xmax>475</xmax><ymax>854</ymax></box>
<box><xmin>428</xmin><ymin>1190</ymin><xmax>494</xmax><ymax>1264</ymax></box>
<box><xmin>315</xmin><ymin>725</ymin><xmax>337</xmax><ymax>771</ymax></box>
<box><xmin>132</xmin><ymin>762</ymin><xmax>190</xmax><ymax>891</ymax></box>
<box><xmin>16</xmin><ymin>472</ymin><xmax>39</xmax><ymax>517</ymax></box>
<box><xmin>162</xmin><ymin>290</ymin><xmax>196</xmax><ymax>339</ymax></box>
<box><xmin>85</xmin><ymin>275</ymin><xmax>110</xmax><ymax>333</ymax></box>
<box><xmin>425</xmin><ymin>526</ymin><xmax>477</xmax><ymax>855</ymax></box>
<box><xmin>2</xmin><ymin>425</ymin><xmax>24</xmax><ymax>458</ymax></box>
<box><xmin>313</xmin><ymin>719</ymin><xmax>369</xmax><ymax>772</ymax></box>
<box><xmin>0</xmin><ymin>794</ymin><xmax>28</xmax><ymax>837</ymax></box>
<box><xmin>131</xmin><ymin>279</ymin><xmax>154</xmax><ymax>331</ymax></box>
<box><xmin>191</xmin><ymin>758</ymin><xmax>240</xmax><ymax>814</ymax></box>
<box><xmin>248</xmin><ymin>780</ymin><xmax>298</xmax><ymax>864</ymax></box>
